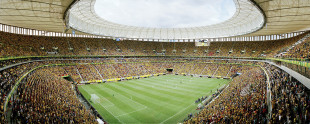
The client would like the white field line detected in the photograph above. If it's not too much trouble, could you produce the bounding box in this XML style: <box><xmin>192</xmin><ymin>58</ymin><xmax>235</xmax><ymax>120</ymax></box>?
<box><xmin>82</xmin><ymin>87</ymin><xmax>114</xmax><ymax>107</ymax></box>
<box><xmin>145</xmin><ymin>77</ymin><xmax>225</xmax><ymax>96</ymax></box>
<box><xmin>98</xmin><ymin>101</ymin><xmax>124</xmax><ymax>124</ymax></box>
<box><xmin>107</xmin><ymin>83</ymin><xmax>181</xmax><ymax>108</ymax></box>
<box><xmin>84</xmin><ymin>85</ymin><xmax>149</xmax><ymax>122</ymax></box>
<box><xmin>82</xmin><ymin>77</ymin><xmax>227</xmax><ymax>124</ymax></box>
<box><xmin>97</xmin><ymin>96</ymin><xmax>115</xmax><ymax>107</ymax></box>
<box><xmin>121</xmin><ymin>82</ymin><xmax>190</xmax><ymax>102</ymax></box>
<box><xmin>98</xmin><ymin>85</ymin><xmax>148</xmax><ymax>109</ymax></box>
<box><xmin>115</xmin><ymin>106</ymin><xmax>148</xmax><ymax>117</ymax></box>
<box><xmin>134</xmin><ymin>78</ymin><xmax>204</xmax><ymax>95</ymax></box>
<box><xmin>81</xmin><ymin>87</ymin><xmax>124</xmax><ymax>123</ymax></box>
<box><xmin>96</xmin><ymin>94</ymin><xmax>115</xmax><ymax>107</ymax></box>
<box><xmin>160</xmin><ymin>103</ymin><xmax>195</xmax><ymax>124</ymax></box>
<box><xmin>160</xmin><ymin>82</ymin><xmax>227</xmax><ymax>124</ymax></box>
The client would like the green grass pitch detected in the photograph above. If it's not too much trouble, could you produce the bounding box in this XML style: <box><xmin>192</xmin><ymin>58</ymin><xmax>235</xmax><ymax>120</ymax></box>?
<box><xmin>78</xmin><ymin>75</ymin><xmax>230</xmax><ymax>124</ymax></box>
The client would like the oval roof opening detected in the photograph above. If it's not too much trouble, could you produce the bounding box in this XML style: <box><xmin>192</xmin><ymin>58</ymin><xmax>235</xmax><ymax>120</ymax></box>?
<box><xmin>94</xmin><ymin>0</ymin><xmax>236</xmax><ymax>28</ymax></box>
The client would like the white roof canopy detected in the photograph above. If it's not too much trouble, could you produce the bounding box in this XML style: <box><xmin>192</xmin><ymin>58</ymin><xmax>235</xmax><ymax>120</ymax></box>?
<box><xmin>68</xmin><ymin>0</ymin><xmax>265</xmax><ymax>39</ymax></box>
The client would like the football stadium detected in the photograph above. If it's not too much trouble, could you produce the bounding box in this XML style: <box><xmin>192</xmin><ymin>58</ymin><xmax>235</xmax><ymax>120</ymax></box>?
<box><xmin>0</xmin><ymin>0</ymin><xmax>310</xmax><ymax>123</ymax></box>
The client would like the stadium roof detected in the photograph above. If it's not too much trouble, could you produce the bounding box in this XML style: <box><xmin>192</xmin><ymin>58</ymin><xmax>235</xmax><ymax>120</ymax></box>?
<box><xmin>0</xmin><ymin>0</ymin><xmax>73</xmax><ymax>33</ymax></box>
<box><xmin>68</xmin><ymin>0</ymin><xmax>265</xmax><ymax>39</ymax></box>
<box><xmin>0</xmin><ymin>0</ymin><xmax>310</xmax><ymax>40</ymax></box>
<box><xmin>244</xmin><ymin>0</ymin><xmax>310</xmax><ymax>37</ymax></box>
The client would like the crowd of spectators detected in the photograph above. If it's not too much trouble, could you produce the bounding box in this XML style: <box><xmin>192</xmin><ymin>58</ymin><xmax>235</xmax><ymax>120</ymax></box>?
<box><xmin>59</xmin><ymin>60</ymin><xmax>256</xmax><ymax>83</ymax></box>
<box><xmin>0</xmin><ymin>58</ymin><xmax>30</xmax><ymax>68</ymax></box>
<box><xmin>283</xmin><ymin>37</ymin><xmax>310</xmax><ymax>59</ymax></box>
<box><xmin>265</xmin><ymin>64</ymin><xmax>310</xmax><ymax>123</ymax></box>
<box><xmin>11</xmin><ymin>67</ymin><xmax>97</xmax><ymax>123</ymax></box>
<box><xmin>0</xmin><ymin>31</ymin><xmax>308</xmax><ymax>58</ymax></box>
<box><xmin>0</xmin><ymin>62</ymin><xmax>41</xmax><ymax>123</ymax></box>
<box><xmin>265</xmin><ymin>33</ymin><xmax>309</xmax><ymax>58</ymax></box>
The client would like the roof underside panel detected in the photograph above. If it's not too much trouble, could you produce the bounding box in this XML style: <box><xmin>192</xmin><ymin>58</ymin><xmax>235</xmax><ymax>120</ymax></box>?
<box><xmin>243</xmin><ymin>0</ymin><xmax>310</xmax><ymax>36</ymax></box>
<box><xmin>0</xmin><ymin>0</ymin><xmax>73</xmax><ymax>33</ymax></box>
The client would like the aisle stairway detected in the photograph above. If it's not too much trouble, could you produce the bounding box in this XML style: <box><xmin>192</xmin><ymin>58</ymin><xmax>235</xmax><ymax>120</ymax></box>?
<box><xmin>276</xmin><ymin>32</ymin><xmax>310</xmax><ymax>57</ymax></box>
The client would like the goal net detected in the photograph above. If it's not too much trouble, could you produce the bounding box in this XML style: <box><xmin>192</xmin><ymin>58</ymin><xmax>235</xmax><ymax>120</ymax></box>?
<box><xmin>90</xmin><ymin>94</ymin><xmax>100</xmax><ymax>103</ymax></box>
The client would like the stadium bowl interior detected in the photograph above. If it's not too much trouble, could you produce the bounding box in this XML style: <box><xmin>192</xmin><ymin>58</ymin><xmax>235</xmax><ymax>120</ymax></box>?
<box><xmin>0</xmin><ymin>0</ymin><xmax>310</xmax><ymax>123</ymax></box>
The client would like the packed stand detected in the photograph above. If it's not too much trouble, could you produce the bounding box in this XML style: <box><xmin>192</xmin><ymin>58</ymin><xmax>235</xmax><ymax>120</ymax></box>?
<box><xmin>0</xmin><ymin>62</ymin><xmax>42</xmax><ymax>123</ymax></box>
<box><xmin>0</xmin><ymin>31</ymin><xmax>308</xmax><ymax>57</ymax></box>
<box><xmin>11</xmin><ymin>67</ymin><xmax>96</xmax><ymax>123</ymax></box>
<box><xmin>283</xmin><ymin>37</ymin><xmax>310</xmax><ymax>59</ymax></box>
<box><xmin>266</xmin><ymin>64</ymin><xmax>310</xmax><ymax>123</ymax></box>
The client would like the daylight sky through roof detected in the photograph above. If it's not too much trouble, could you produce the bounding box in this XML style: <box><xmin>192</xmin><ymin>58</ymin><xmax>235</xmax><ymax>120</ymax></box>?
<box><xmin>94</xmin><ymin>0</ymin><xmax>236</xmax><ymax>28</ymax></box>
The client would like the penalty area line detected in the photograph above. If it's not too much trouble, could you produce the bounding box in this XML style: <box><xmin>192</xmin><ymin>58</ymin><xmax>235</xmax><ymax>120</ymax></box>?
<box><xmin>115</xmin><ymin>106</ymin><xmax>148</xmax><ymax>117</ymax></box>
<box><xmin>98</xmin><ymin>102</ymin><xmax>125</xmax><ymax>124</ymax></box>
<box><xmin>160</xmin><ymin>103</ymin><xmax>195</xmax><ymax>124</ymax></box>
<box><xmin>82</xmin><ymin>87</ymin><xmax>124</xmax><ymax>123</ymax></box>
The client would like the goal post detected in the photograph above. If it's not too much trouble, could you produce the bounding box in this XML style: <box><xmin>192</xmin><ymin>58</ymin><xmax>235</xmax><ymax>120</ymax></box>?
<box><xmin>90</xmin><ymin>94</ymin><xmax>100</xmax><ymax>103</ymax></box>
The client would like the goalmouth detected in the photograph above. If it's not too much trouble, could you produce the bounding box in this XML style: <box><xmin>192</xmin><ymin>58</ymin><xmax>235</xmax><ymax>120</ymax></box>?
<box><xmin>90</xmin><ymin>94</ymin><xmax>100</xmax><ymax>103</ymax></box>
